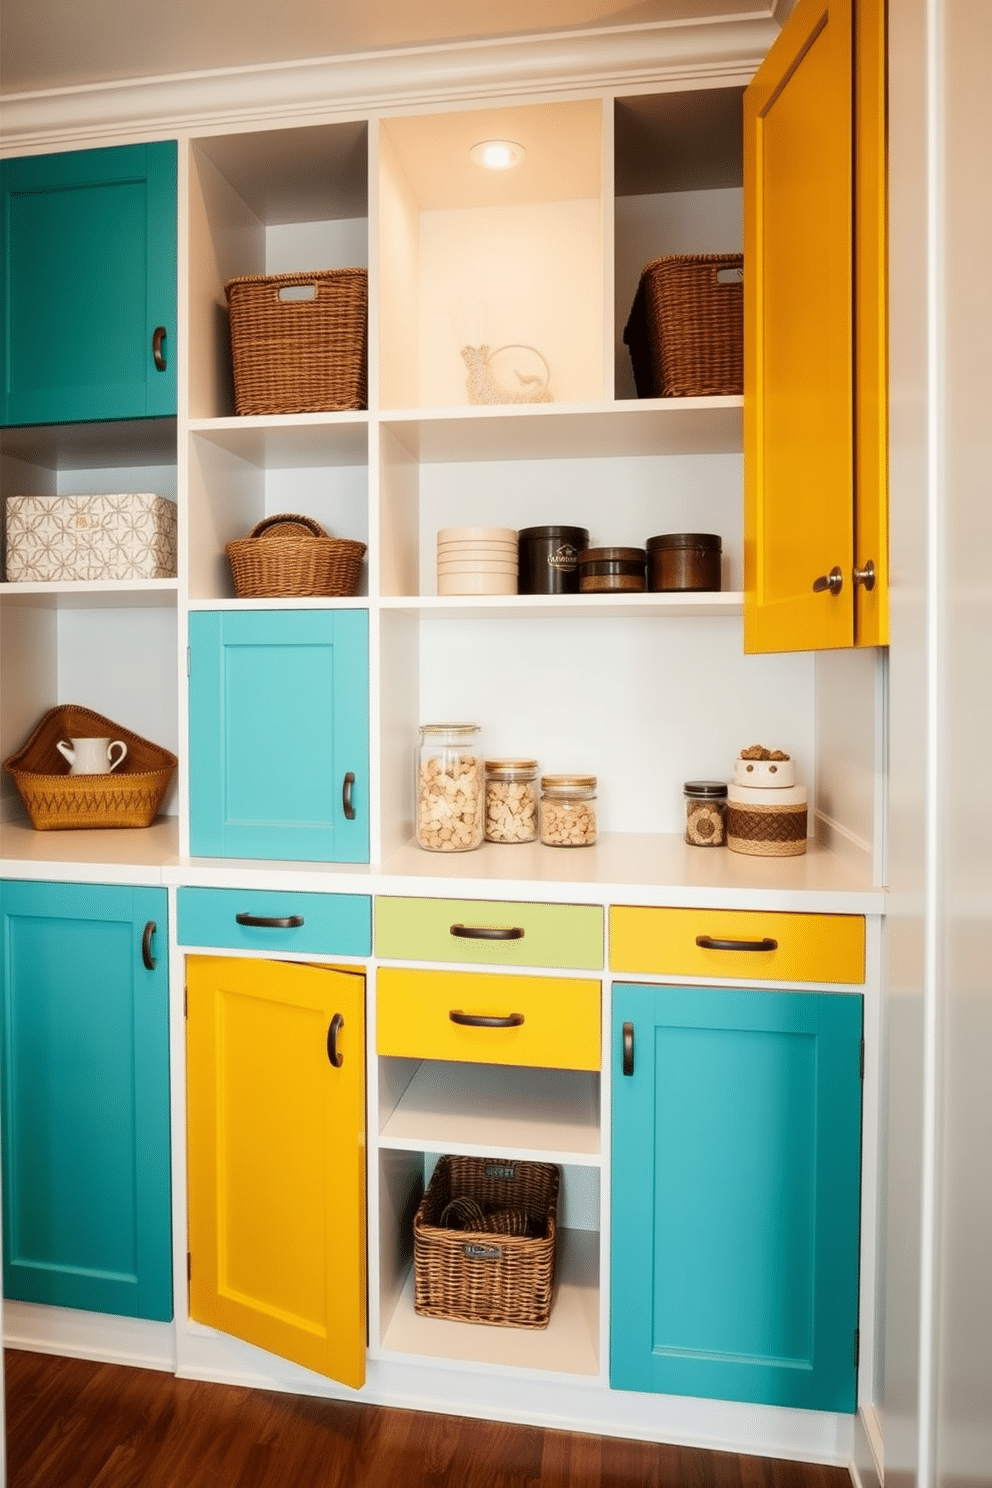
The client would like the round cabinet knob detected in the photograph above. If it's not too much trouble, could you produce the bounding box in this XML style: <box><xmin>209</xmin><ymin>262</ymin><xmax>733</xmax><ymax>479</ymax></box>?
<box><xmin>812</xmin><ymin>566</ymin><xmax>844</xmax><ymax>595</ymax></box>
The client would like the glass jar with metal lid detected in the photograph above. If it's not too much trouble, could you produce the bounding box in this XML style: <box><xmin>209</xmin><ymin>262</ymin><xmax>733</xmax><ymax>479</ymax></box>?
<box><xmin>484</xmin><ymin>758</ymin><xmax>539</xmax><ymax>843</ymax></box>
<box><xmin>683</xmin><ymin>779</ymin><xmax>728</xmax><ymax>846</ymax></box>
<box><xmin>416</xmin><ymin>723</ymin><xmax>484</xmax><ymax>851</ymax></box>
<box><xmin>539</xmin><ymin>774</ymin><xmax>597</xmax><ymax>847</ymax></box>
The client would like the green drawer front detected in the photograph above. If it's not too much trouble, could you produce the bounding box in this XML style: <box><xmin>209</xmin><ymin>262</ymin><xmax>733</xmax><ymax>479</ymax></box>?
<box><xmin>374</xmin><ymin>897</ymin><xmax>603</xmax><ymax>969</ymax></box>
<box><xmin>177</xmin><ymin>888</ymin><xmax>371</xmax><ymax>957</ymax></box>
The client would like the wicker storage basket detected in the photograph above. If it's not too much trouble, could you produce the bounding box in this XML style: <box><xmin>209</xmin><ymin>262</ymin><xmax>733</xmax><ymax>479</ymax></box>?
<box><xmin>3</xmin><ymin>704</ymin><xmax>178</xmax><ymax>831</ymax></box>
<box><xmin>226</xmin><ymin>514</ymin><xmax>366</xmax><ymax>598</ymax></box>
<box><xmin>623</xmin><ymin>253</ymin><xmax>744</xmax><ymax>398</ymax></box>
<box><xmin>225</xmin><ymin>268</ymin><xmax>367</xmax><ymax>416</ymax></box>
<box><xmin>413</xmin><ymin>1155</ymin><xmax>559</xmax><ymax>1329</ymax></box>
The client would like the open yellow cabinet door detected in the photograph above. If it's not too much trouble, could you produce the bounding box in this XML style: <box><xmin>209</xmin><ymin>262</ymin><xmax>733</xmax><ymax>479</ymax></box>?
<box><xmin>744</xmin><ymin>0</ymin><xmax>855</xmax><ymax>652</ymax></box>
<box><xmin>187</xmin><ymin>956</ymin><xmax>366</xmax><ymax>1389</ymax></box>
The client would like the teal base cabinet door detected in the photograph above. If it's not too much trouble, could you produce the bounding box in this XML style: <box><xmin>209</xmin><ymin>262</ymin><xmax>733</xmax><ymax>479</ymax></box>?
<box><xmin>188</xmin><ymin>608</ymin><xmax>370</xmax><ymax>863</ymax></box>
<box><xmin>0</xmin><ymin>881</ymin><xmax>172</xmax><ymax>1321</ymax></box>
<box><xmin>610</xmin><ymin>984</ymin><xmax>862</xmax><ymax>1413</ymax></box>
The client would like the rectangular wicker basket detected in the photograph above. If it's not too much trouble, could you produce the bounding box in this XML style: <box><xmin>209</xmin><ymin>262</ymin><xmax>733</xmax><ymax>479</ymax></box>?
<box><xmin>225</xmin><ymin>268</ymin><xmax>368</xmax><ymax>416</ymax></box>
<box><xmin>623</xmin><ymin>253</ymin><xmax>744</xmax><ymax>398</ymax></box>
<box><xmin>3</xmin><ymin>704</ymin><xmax>178</xmax><ymax>831</ymax></box>
<box><xmin>413</xmin><ymin>1155</ymin><xmax>559</xmax><ymax>1329</ymax></box>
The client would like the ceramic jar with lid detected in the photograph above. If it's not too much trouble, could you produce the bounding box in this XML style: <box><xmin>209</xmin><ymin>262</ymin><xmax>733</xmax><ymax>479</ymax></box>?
<box><xmin>725</xmin><ymin>749</ymin><xmax>807</xmax><ymax>857</ymax></box>
<box><xmin>484</xmin><ymin>758</ymin><xmax>539</xmax><ymax>843</ymax></box>
<box><xmin>416</xmin><ymin>723</ymin><xmax>485</xmax><ymax>851</ymax></box>
<box><xmin>539</xmin><ymin>774</ymin><xmax>597</xmax><ymax>846</ymax></box>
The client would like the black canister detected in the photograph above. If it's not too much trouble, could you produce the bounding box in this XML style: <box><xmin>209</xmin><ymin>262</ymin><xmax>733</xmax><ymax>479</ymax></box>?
<box><xmin>518</xmin><ymin>525</ymin><xmax>589</xmax><ymax>594</ymax></box>
<box><xmin>646</xmin><ymin>532</ymin><xmax>722</xmax><ymax>592</ymax></box>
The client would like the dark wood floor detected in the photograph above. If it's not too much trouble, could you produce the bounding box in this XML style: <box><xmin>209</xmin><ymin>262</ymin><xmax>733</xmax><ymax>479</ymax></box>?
<box><xmin>4</xmin><ymin>1349</ymin><xmax>852</xmax><ymax>1488</ymax></box>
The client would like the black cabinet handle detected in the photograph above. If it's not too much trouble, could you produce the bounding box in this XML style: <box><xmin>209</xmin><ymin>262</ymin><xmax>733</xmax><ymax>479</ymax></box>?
<box><xmin>141</xmin><ymin>920</ymin><xmax>157</xmax><ymax>971</ymax></box>
<box><xmin>343</xmin><ymin>771</ymin><xmax>356</xmax><ymax>820</ymax></box>
<box><xmin>152</xmin><ymin>326</ymin><xmax>167</xmax><ymax>371</ymax></box>
<box><xmin>327</xmin><ymin>1012</ymin><xmax>344</xmax><ymax>1068</ymax></box>
<box><xmin>449</xmin><ymin>924</ymin><xmax>525</xmax><ymax>941</ymax></box>
<box><xmin>695</xmin><ymin>935</ymin><xmax>778</xmax><ymax>952</ymax></box>
<box><xmin>235</xmin><ymin>912</ymin><xmax>305</xmax><ymax>929</ymax></box>
<box><xmin>449</xmin><ymin>1009</ymin><xmax>525</xmax><ymax>1029</ymax></box>
<box><xmin>622</xmin><ymin>1021</ymin><xmax>634</xmax><ymax>1076</ymax></box>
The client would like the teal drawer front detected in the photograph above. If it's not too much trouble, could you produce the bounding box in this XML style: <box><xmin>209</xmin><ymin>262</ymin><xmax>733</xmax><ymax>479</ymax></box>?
<box><xmin>177</xmin><ymin>888</ymin><xmax>371</xmax><ymax>957</ymax></box>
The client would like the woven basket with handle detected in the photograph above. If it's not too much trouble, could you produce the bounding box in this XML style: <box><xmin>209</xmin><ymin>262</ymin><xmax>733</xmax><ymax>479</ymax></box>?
<box><xmin>225</xmin><ymin>268</ymin><xmax>367</xmax><ymax>415</ymax></box>
<box><xmin>413</xmin><ymin>1155</ymin><xmax>559</xmax><ymax>1329</ymax></box>
<box><xmin>226</xmin><ymin>514</ymin><xmax>366</xmax><ymax>598</ymax></box>
<box><xmin>623</xmin><ymin>253</ymin><xmax>744</xmax><ymax>398</ymax></box>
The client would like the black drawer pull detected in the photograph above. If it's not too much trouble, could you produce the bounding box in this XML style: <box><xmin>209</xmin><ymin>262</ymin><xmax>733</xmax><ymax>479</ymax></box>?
<box><xmin>152</xmin><ymin>325</ymin><xmax>167</xmax><ymax>371</ymax></box>
<box><xmin>622</xmin><ymin>1021</ymin><xmax>634</xmax><ymax>1077</ymax></box>
<box><xmin>695</xmin><ymin>935</ymin><xmax>778</xmax><ymax>952</ymax></box>
<box><xmin>327</xmin><ymin>1013</ymin><xmax>344</xmax><ymax>1068</ymax></box>
<box><xmin>236</xmin><ymin>913</ymin><xmax>305</xmax><ymax>929</ymax></box>
<box><xmin>342</xmin><ymin>771</ymin><xmax>356</xmax><ymax>820</ymax></box>
<box><xmin>141</xmin><ymin>920</ymin><xmax>157</xmax><ymax>971</ymax></box>
<box><xmin>449</xmin><ymin>924</ymin><xmax>525</xmax><ymax>941</ymax></box>
<box><xmin>449</xmin><ymin>1010</ymin><xmax>525</xmax><ymax>1029</ymax></box>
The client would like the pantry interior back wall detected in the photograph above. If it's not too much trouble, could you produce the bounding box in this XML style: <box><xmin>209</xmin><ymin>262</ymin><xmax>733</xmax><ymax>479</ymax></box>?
<box><xmin>417</xmin><ymin>611</ymin><xmax>814</xmax><ymax>836</ymax></box>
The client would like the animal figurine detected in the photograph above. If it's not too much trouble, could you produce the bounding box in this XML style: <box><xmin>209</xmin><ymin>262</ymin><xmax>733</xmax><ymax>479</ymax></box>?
<box><xmin>461</xmin><ymin>344</ymin><xmax>553</xmax><ymax>405</ymax></box>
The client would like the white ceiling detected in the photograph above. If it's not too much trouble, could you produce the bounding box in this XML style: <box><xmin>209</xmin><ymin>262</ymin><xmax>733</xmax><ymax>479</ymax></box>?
<box><xmin>1</xmin><ymin>1</ymin><xmax>776</xmax><ymax>95</ymax></box>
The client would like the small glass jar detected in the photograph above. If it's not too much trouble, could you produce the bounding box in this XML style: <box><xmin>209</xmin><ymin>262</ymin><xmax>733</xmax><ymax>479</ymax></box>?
<box><xmin>484</xmin><ymin>758</ymin><xmax>539</xmax><ymax>843</ymax></box>
<box><xmin>683</xmin><ymin>780</ymin><xmax>728</xmax><ymax>847</ymax></box>
<box><xmin>540</xmin><ymin>774</ymin><xmax>597</xmax><ymax>847</ymax></box>
<box><xmin>416</xmin><ymin>724</ymin><xmax>484</xmax><ymax>852</ymax></box>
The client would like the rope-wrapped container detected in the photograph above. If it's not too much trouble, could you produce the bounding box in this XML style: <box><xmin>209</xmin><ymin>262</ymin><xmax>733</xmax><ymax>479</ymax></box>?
<box><xmin>225</xmin><ymin>268</ymin><xmax>368</xmax><ymax>415</ymax></box>
<box><xmin>623</xmin><ymin>253</ymin><xmax>744</xmax><ymax>398</ymax></box>
<box><xmin>3</xmin><ymin>704</ymin><xmax>178</xmax><ymax>831</ymax></box>
<box><xmin>226</xmin><ymin>514</ymin><xmax>366</xmax><ymax>599</ymax></box>
<box><xmin>414</xmin><ymin>1155</ymin><xmax>559</xmax><ymax>1329</ymax></box>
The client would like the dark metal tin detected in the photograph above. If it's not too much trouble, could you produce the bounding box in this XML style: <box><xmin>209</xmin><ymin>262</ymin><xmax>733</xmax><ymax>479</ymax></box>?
<box><xmin>646</xmin><ymin>532</ymin><xmax>722</xmax><ymax>592</ymax></box>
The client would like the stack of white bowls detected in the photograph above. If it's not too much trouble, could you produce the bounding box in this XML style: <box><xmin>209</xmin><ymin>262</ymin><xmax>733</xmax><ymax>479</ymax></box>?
<box><xmin>436</xmin><ymin>525</ymin><xmax>518</xmax><ymax>596</ymax></box>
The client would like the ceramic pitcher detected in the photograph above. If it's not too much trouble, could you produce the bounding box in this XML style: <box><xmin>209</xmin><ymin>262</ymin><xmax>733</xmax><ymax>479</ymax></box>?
<box><xmin>56</xmin><ymin>736</ymin><xmax>128</xmax><ymax>775</ymax></box>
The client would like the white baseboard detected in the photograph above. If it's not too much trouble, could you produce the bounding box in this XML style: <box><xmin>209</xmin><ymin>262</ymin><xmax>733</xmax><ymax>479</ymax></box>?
<box><xmin>851</xmin><ymin>1404</ymin><xmax>884</xmax><ymax>1488</ymax></box>
<box><xmin>4</xmin><ymin>1301</ymin><xmax>176</xmax><ymax>1373</ymax></box>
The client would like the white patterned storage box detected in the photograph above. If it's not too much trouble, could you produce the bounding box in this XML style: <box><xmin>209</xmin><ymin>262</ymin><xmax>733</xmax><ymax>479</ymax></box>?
<box><xmin>4</xmin><ymin>494</ymin><xmax>177</xmax><ymax>582</ymax></box>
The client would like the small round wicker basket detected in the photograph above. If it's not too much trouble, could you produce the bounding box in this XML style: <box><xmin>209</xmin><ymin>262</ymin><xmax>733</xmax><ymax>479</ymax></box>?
<box><xmin>226</xmin><ymin>513</ymin><xmax>366</xmax><ymax>598</ymax></box>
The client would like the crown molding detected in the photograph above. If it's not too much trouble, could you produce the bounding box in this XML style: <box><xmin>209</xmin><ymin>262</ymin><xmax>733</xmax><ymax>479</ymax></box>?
<box><xmin>0</xmin><ymin>16</ymin><xmax>779</xmax><ymax>152</ymax></box>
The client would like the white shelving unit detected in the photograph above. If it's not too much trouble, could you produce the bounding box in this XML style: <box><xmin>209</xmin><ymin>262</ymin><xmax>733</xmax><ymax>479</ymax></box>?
<box><xmin>0</xmin><ymin>48</ymin><xmax>884</xmax><ymax>1469</ymax></box>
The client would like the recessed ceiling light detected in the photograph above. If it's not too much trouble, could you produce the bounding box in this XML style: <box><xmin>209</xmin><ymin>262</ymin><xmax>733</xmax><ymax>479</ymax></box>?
<box><xmin>469</xmin><ymin>140</ymin><xmax>526</xmax><ymax>170</ymax></box>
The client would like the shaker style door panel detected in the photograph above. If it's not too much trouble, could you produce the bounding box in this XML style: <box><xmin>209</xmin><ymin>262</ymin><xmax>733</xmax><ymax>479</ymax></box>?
<box><xmin>0</xmin><ymin>142</ymin><xmax>177</xmax><ymax>425</ymax></box>
<box><xmin>743</xmin><ymin>0</ymin><xmax>855</xmax><ymax>651</ymax></box>
<box><xmin>186</xmin><ymin>956</ymin><xmax>366</xmax><ymax>1388</ymax></box>
<box><xmin>611</xmin><ymin>983</ymin><xmax>862</xmax><ymax>1412</ymax></box>
<box><xmin>0</xmin><ymin>881</ymin><xmax>172</xmax><ymax>1321</ymax></box>
<box><xmin>188</xmin><ymin>608</ymin><xmax>369</xmax><ymax>863</ymax></box>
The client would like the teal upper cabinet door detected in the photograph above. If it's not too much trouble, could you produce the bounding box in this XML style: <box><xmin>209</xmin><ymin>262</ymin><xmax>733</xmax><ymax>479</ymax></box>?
<box><xmin>611</xmin><ymin>984</ymin><xmax>863</xmax><ymax>1413</ymax></box>
<box><xmin>0</xmin><ymin>881</ymin><xmax>172</xmax><ymax>1322</ymax></box>
<box><xmin>0</xmin><ymin>141</ymin><xmax>177</xmax><ymax>425</ymax></box>
<box><xmin>188</xmin><ymin>608</ymin><xmax>370</xmax><ymax>863</ymax></box>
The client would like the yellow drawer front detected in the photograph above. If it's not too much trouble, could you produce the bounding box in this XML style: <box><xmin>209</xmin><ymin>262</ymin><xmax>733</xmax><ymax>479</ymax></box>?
<box><xmin>376</xmin><ymin>968</ymin><xmax>600</xmax><ymax>1070</ymax></box>
<box><xmin>609</xmin><ymin>906</ymin><xmax>865</xmax><ymax>985</ymax></box>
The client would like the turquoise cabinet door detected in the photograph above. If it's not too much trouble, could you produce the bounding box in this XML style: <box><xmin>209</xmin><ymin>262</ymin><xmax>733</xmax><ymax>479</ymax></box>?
<box><xmin>0</xmin><ymin>881</ymin><xmax>172</xmax><ymax>1321</ymax></box>
<box><xmin>0</xmin><ymin>141</ymin><xmax>177</xmax><ymax>425</ymax></box>
<box><xmin>188</xmin><ymin>608</ymin><xmax>370</xmax><ymax>863</ymax></box>
<box><xmin>611</xmin><ymin>984</ymin><xmax>862</xmax><ymax>1413</ymax></box>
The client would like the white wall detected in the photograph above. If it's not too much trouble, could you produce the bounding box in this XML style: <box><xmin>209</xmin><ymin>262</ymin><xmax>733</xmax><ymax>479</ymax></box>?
<box><xmin>885</xmin><ymin>3</ymin><xmax>992</xmax><ymax>1486</ymax></box>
